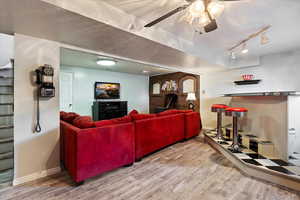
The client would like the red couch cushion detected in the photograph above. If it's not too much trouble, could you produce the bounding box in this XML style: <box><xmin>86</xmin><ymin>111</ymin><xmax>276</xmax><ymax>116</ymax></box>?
<box><xmin>95</xmin><ymin>120</ymin><xmax>114</xmax><ymax>127</ymax></box>
<box><xmin>111</xmin><ymin>115</ymin><xmax>132</xmax><ymax>124</ymax></box>
<box><xmin>157</xmin><ymin>109</ymin><xmax>180</xmax><ymax>116</ymax></box>
<box><xmin>131</xmin><ymin>114</ymin><xmax>156</xmax><ymax>121</ymax></box>
<box><xmin>62</xmin><ymin>112</ymin><xmax>80</xmax><ymax>123</ymax></box>
<box><xmin>73</xmin><ymin>116</ymin><xmax>95</xmax><ymax>129</ymax></box>
<box><xmin>134</xmin><ymin>114</ymin><xmax>185</xmax><ymax>160</ymax></box>
<box><xmin>177</xmin><ymin>110</ymin><xmax>193</xmax><ymax>113</ymax></box>
<box><xmin>184</xmin><ymin>112</ymin><xmax>202</xmax><ymax>139</ymax></box>
<box><xmin>94</xmin><ymin>116</ymin><xmax>132</xmax><ymax>127</ymax></box>
<box><xmin>129</xmin><ymin>109</ymin><xmax>139</xmax><ymax>116</ymax></box>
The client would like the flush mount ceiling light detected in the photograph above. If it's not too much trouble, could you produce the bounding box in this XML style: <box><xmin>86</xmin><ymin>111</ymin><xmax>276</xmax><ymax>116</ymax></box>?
<box><xmin>96</xmin><ymin>59</ymin><xmax>117</xmax><ymax>66</ymax></box>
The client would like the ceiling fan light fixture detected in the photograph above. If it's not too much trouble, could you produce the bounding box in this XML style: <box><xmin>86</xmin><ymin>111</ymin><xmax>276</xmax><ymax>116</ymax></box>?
<box><xmin>189</xmin><ymin>0</ymin><xmax>205</xmax><ymax>17</ymax></box>
<box><xmin>198</xmin><ymin>11</ymin><xmax>211</xmax><ymax>27</ymax></box>
<box><xmin>207</xmin><ymin>1</ymin><xmax>225</xmax><ymax>18</ymax></box>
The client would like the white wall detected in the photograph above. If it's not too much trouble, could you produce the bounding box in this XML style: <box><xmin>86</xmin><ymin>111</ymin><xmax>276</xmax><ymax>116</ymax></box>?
<box><xmin>61</xmin><ymin>66</ymin><xmax>149</xmax><ymax>115</ymax></box>
<box><xmin>14</xmin><ymin>34</ymin><xmax>60</xmax><ymax>184</ymax></box>
<box><xmin>200</xmin><ymin>50</ymin><xmax>300</xmax><ymax>128</ymax></box>
<box><xmin>0</xmin><ymin>33</ymin><xmax>14</xmax><ymax>66</ymax></box>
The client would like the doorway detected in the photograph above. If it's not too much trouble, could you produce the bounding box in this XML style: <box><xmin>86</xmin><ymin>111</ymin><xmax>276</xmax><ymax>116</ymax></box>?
<box><xmin>59</xmin><ymin>72</ymin><xmax>73</xmax><ymax>112</ymax></box>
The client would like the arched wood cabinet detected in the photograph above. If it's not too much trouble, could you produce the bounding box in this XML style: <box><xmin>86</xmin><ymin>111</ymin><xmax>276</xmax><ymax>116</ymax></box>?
<box><xmin>149</xmin><ymin>72</ymin><xmax>200</xmax><ymax>113</ymax></box>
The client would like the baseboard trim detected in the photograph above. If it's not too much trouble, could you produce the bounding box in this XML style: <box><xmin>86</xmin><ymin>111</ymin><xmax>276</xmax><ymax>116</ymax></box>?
<box><xmin>13</xmin><ymin>167</ymin><xmax>61</xmax><ymax>186</ymax></box>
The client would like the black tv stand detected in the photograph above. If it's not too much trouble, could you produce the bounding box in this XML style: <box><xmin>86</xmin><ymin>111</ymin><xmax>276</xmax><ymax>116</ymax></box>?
<box><xmin>92</xmin><ymin>101</ymin><xmax>127</xmax><ymax>121</ymax></box>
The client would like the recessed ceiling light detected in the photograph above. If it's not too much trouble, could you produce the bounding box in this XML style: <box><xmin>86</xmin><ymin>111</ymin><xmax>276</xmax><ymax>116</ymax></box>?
<box><xmin>143</xmin><ymin>70</ymin><xmax>150</xmax><ymax>73</ymax></box>
<box><xmin>96</xmin><ymin>59</ymin><xmax>116</xmax><ymax>66</ymax></box>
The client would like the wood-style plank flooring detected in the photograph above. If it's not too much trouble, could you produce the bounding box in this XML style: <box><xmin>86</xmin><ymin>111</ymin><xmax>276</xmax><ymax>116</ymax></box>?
<box><xmin>1</xmin><ymin>137</ymin><xmax>300</xmax><ymax>200</ymax></box>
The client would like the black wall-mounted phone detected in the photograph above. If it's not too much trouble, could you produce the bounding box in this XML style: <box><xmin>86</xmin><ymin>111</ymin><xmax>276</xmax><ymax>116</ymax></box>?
<box><xmin>35</xmin><ymin>64</ymin><xmax>55</xmax><ymax>97</ymax></box>
<box><xmin>34</xmin><ymin>64</ymin><xmax>55</xmax><ymax>133</ymax></box>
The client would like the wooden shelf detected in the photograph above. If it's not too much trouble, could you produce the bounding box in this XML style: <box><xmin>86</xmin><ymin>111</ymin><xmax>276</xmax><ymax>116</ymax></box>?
<box><xmin>234</xmin><ymin>80</ymin><xmax>261</xmax><ymax>85</ymax></box>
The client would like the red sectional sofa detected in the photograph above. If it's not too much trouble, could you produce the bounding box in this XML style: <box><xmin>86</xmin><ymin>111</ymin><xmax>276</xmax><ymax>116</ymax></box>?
<box><xmin>60</xmin><ymin>114</ymin><xmax>135</xmax><ymax>184</ymax></box>
<box><xmin>60</xmin><ymin>109</ymin><xmax>201</xmax><ymax>184</ymax></box>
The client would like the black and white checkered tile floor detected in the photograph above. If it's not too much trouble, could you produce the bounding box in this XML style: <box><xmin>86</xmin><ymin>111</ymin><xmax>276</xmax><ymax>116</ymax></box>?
<box><xmin>205</xmin><ymin>131</ymin><xmax>300</xmax><ymax>178</ymax></box>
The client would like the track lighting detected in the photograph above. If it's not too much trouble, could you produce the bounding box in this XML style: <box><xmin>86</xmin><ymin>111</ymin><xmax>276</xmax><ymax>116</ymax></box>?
<box><xmin>241</xmin><ymin>43</ymin><xmax>249</xmax><ymax>54</ymax></box>
<box><xmin>231</xmin><ymin>52</ymin><xmax>236</xmax><ymax>60</ymax></box>
<box><xmin>227</xmin><ymin>26</ymin><xmax>271</xmax><ymax>59</ymax></box>
<box><xmin>261</xmin><ymin>32</ymin><xmax>270</xmax><ymax>45</ymax></box>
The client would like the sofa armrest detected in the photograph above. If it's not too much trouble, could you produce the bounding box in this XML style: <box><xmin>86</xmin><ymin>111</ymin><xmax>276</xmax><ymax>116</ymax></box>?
<box><xmin>184</xmin><ymin>112</ymin><xmax>202</xmax><ymax>139</ymax></box>
<box><xmin>62</xmin><ymin>122</ymin><xmax>81</xmax><ymax>180</ymax></box>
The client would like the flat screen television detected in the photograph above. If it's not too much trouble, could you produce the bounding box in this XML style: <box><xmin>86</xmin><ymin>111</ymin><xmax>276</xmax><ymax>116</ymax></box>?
<box><xmin>94</xmin><ymin>82</ymin><xmax>120</xmax><ymax>99</ymax></box>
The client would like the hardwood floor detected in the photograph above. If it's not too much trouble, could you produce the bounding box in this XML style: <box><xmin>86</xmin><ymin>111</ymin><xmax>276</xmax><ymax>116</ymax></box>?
<box><xmin>1</xmin><ymin>137</ymin><xmax>300</xmax><ymax>200</ymax></box>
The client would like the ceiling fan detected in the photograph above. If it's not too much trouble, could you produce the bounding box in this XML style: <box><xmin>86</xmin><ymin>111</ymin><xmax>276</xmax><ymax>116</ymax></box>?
<box><xmin>144</xmin><ymin>0</ymin><xmax>242</xmax><ymax>33</ymax></box>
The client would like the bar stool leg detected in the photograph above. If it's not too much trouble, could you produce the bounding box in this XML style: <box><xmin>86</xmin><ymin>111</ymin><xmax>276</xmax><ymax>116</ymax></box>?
<box><xmin>229</xmin><ymin>116</ymin><xmax>241</xmax><ymax>152</ymax></box>
<box><xmin>216</xmin><ymin>111</ymin><xmax>225</xmax><ymax>140</ymax></box>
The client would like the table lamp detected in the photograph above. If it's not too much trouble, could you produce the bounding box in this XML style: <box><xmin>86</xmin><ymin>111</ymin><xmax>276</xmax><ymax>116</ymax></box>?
<box><xmin>186</xmin><ymin>92</ymin><xmax>196</xmax><ymax>110</ymax></box>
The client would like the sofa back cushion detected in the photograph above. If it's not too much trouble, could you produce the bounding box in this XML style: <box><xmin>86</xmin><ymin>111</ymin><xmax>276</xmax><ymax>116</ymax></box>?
<box><xmin>94</xmin><ymin>116</ymin><xmax>132</xmax><ymax>127</ymax></box>
<box><xmin>62</xmin><ymin>112</ymin><xmax>80</xmax><ymax>124</ymax></box>
<box><xmin>177</xmin><ymin>110</ymin><xmax>193</xmax><ymax>113</ymax></box>
<box><xmin>95</xmin><ymin>120</ymin><xmax>114</xmax><ymax>127</ymax></box>
<box><xmin>131</xmin><ymin>114</ymin><xmax>156</xmax><ymax>121</ymax></box>
<box><xmin>73</xmin><ymin>116</ymin><xmax>95</xmax><ymax>129</ymax></box>
<box><xmin>157</xmin><ymin>109</ymin><xmax>180</xmax><ymax>116</ymax></box>
<box><xmin>157</xmin><ymin>109</ymin><xmax>193</xmax><ymax>116</ymax></box>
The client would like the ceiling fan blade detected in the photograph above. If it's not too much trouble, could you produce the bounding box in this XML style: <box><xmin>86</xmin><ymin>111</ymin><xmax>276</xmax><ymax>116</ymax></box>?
<box><xmin>144</xmin><ymin>5</ymin><xmax>189</xmax><ymax>27</ymax></box>
<box><xmin>204</xmin><ymin>19</ymin><xmax>218</xmax><ymax>32</ymax></box>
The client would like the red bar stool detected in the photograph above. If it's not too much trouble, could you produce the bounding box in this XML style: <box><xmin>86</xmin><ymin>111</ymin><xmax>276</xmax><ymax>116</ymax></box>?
<box><xmin>225</xmin><ymin>107</ymin><xmax>248</xmax><ymax>152</ymax></box>
<box><xmin>211</xmin><ymin>104</ymin><xmax>229</xmax><ymax>140</ymax></box>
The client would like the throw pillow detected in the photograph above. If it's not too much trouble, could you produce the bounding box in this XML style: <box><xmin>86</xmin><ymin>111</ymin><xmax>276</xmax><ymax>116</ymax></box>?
<box><xmin>63</xmin><ymin>112</ymin><xmax>80</xmax><ymax>123</ymax></box>
<box><xmin>129</xmin><ymin>109</ymin><xmax>139</xmax><ymax>116</ymax></box>
<box><xmin>73</xmin><ymin>116</ymin><xmax>95</xmax><ymax>129</ymax></box>
<box><xmin>60</xmin><ymin>111</ymin><xmax>67</xmax><ymax>120</ymax></box>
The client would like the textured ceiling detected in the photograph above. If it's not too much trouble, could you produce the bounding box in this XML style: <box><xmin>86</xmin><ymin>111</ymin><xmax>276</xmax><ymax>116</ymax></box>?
<box><xmin>0</xmin><ymin>0</ymin><xmax>224</xmax><ymax>74</ymax></box>
<box><xmin>102</xmin><ymin>0</ymin><xmax>300</xmax><ymax>59</ymax></box>
<box><xmin>61</xmin><ymin>48</ymin><xmax>176</xmax><ymax>76</ymax></box>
